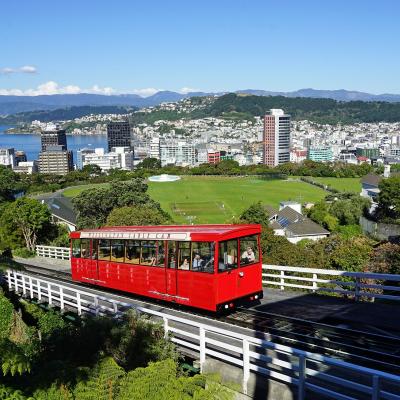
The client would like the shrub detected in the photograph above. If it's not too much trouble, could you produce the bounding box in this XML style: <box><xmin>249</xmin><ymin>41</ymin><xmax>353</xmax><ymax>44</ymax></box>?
<box><xmin>12</xmin><ymin>248</ymin><xmax>35</xmax><ymax>259</ymax></box>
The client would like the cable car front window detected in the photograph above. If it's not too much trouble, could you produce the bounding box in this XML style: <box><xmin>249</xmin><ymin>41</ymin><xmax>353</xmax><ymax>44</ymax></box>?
<box><xmin>72</xmin><ymin>239</ymin><xmax>81</xmax><ymax>258</ymax></box>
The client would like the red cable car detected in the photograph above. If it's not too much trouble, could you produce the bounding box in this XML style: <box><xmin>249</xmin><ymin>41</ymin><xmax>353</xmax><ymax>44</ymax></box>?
<box><xmin>70</xmin><ymin>224</ymin><xmax>263</xmax><ymax>312</ymax></box>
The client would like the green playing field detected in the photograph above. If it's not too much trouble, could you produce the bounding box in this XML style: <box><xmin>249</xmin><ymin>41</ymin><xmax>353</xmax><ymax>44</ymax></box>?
<box><xmin>147</xmin><ymin>176</ymin><xmax>327</xmax><ymax>223</ymax></box>
<box><xmin>62</xmin><ymin>176</ymin><xmax>328</xmax><ymax>223</ymax></box>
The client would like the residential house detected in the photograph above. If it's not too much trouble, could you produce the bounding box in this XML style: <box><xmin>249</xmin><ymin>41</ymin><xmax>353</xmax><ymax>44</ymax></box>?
<box><xmin>265</xmin><ymin>202</ymin><xmax>329</xmax><ymax>244</ymax></box>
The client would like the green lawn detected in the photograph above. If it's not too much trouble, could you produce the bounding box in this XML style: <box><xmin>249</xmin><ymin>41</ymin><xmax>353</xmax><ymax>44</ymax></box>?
<box><xmin>311</xmin><ymin>177</ymin><xmax>362</xmax><ymax>193</ymax></box>
<box><xmin>147</xmin><ymin>176</ymin><xmax>326</xmax><ymax>223</ymax></box>
<box><xmin>62</xmin><ymin>176</ymin><xmax>327</xmax><ymax>223</ymax></box>
<box><xmin>62</xmin><ymin>183</ymin><xmax>110</xmax><ymax>198</ymax></box>
<box><xmin>62</xmin><ymin>176</ymin><xmax>365</xmax><ymax>223</ymax></box>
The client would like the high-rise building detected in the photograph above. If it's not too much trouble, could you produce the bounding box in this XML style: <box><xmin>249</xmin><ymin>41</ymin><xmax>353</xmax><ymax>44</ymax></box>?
<box><xmin>38</xmin><ymin>146</ymin><xmax>73</xmax><ymax>175</ymax></box>
<box><xmin>41</xmin><ymin>127</ymin><xmax>67</xmax><ymax>151</ymax></box>
<box><xmin>107</xmin><ymin>121</ymin><xmax>132</xmax><ymax>151</ymax></box>
<box><xmin>262</xmin><ymin>109</ymin><xmax>291</xmax><ymax>167</ymax></box>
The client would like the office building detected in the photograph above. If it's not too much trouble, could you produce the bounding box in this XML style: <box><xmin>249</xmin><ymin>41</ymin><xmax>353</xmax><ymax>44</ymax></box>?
<box><xmin>160</xmin><ymin>140</ymin><xmax>196</xmax><ymax>166</ymax></box>
<box><xmin>107</xmin><ymin>121</ymin><xmax>132</xmax><ymax>151</ymax></box>
<box><xmin>38</xmin><ymin>146</ymin><xmax>73</xmax><ymax>175</ymax></box>
<box><xmin>308</xmin><ymin>147</ymin><xmax>334</xmax><ymax>162</ymax></box>
<box><xmin>149</xmin><ymin>137</ymin><xmax>161</xmax><ymax>159</ymax></box>
<box><xmin>207</xmin><ymin>150</ymin><xmax>221</xmax><ymax>164</ymax></box>
<box><xmin>82</xmin><ymin>147</ymin><xmax>133</xmax><ymax>172</ymax></box>
<box><xmin>0</xmin><ymin>148</ymin><xmax>16</xmax><ymax>167</ymax></box>
<box><xmin>38</xmin><ymin>126</ymin><xmax>72</xmax><ymax>174</ymax></box>
<box><xmin>41</xmin><ymin>127</ymin><xmax>67</xmax><ymax>151</ymax></box>
<box><xmin>14</xmin><ymin>161</ymin><xmax>38</xmax><ymax>174</ymax></box>
<box><xmin>15</xmin><ymin>151</ymin><xmax>27</xmax><ymax>164</ymax></box>
<box><xmin>356</xmin><ymin>147</ymin><xmax>379</xmax><ymax>159</ymax></box>
<box><xmin>262</xmin><ymin>109</ymin><xmax>291</xmax><ymax>167</ymax></box>
<box><xmin>76</xmin><ymin>148</ymin><xmax>96</xmax><ymax>169</ymax></box>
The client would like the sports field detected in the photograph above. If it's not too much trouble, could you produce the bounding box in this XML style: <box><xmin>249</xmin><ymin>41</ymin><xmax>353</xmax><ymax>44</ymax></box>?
<box><xmin>147</xmin><ymin>176</ymin><xmax>326</xmax><ymax>223</ymax></box>
<box><xmin>310</xmin><ymin>177</ymin><xmax>362</xmax><ymax>193</ymax></box>
<box><xmin>62</xmin><ymin>176</ymin><xmax>327</xmax><ymax>223</ymax></box>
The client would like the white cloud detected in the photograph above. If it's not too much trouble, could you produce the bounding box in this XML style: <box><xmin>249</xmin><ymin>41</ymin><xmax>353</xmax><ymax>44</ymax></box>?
<box><xmin>0</xmin><ymin>67</ymin><xmax>15</xmax><ymax>75</ymax></box>
<box><xmin>0</xmin><ymin>81</ymin><xmax>117</xmax><ymax>96</ymax></box>
<box><xmin>0</xmin><ymin>65</ymin><xmax>38</xmax><ymax>74</ymax></box>
<box><xmin>179</xmin><ymin>87</ymin><xmax>200</xmax><ymax>94</ymax></box>
<box><xmin>0</xmin><ymin>82</ymin><xmax>203</xmax><ymax>97</ymax></box>
<box><xmin>19</xmin><ymin>65</ymin><xmax>37</xmax><ymax>73</ymax></box>
<box><xmin>131</xmin><ymin>88</ymin><xmax>163</xmax><ymax>97</ymax></box>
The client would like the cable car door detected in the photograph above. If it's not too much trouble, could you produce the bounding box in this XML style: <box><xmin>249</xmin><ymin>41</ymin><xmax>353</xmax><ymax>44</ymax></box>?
<box><xmin>89</xmin><ymin>239</ymin><xmax>99</xmax><ymax>281</ymax></box>
<box><xmin>166</xmin><ymin>241</ymin><xmax>178</xmax><ymax>297</ymax></box>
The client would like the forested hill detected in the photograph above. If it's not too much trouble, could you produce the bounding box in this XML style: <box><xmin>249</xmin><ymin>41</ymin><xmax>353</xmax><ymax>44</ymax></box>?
<box><xmin>0</xmin><ymin>105</ymin><xmax>136</xmax><ymax>124</ymax></box>
<box><xmin>193</xmin><ymin>93</ymin><xmax>400</xmax><ymax>124</ymax></box>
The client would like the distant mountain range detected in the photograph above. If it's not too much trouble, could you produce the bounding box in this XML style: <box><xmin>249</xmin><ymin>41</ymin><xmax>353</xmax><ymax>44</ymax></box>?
<box><xmin>1</xmin><ymin>88</ymin><xmax>400</xmax><ymax>115</ymax></box>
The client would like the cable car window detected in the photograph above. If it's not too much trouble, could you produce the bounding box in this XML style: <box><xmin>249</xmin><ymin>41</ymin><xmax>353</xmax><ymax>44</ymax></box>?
<box><xmin>125</xmin><ymin>240</ymin><xmax>140</xmax><ymax>264</ymax></box>
<box><xmin>81</xmin><ymin>239</ymin><xmax>91</xmax><ymax>259</ymax></box>
<box><xmin>141</xmin><ymin>240</ymin><xmax>157</xmax><ymax>266</ymax></box>
<box><xmin>191</xmin><ymin>242</ymin><xmax>214</xmax><ymax>273</ymax></box>
<box><xmin>92</xmin><ymin>240</ymin><xmax>98</xmax><ymax>260</ymax></box>
<box><xmin>111</xmin><ymin>240</ymin><xmax>125</xmax><ymax>262</ymax></box>
<box><xmin>98</xmin><ymin>239</ymin><xmax>111</xmax><ymax>261</ymax></box>
<box><xmin>156</xmin><ymin>241</ymin><xmax>165</xmax><ymax>267</ymax></box>
<box><xmin>72</xmin><ymin>239</ymin><xmax>81</xmax><ymax>258</ymax></box>
<box><xmin>218</xmin><ymin>240</ymin><xmax>238</xmax><ymax>272</ymax></box>
<box><xmin>239</xmin><ymin>235</ymin><xmax>259</xmax><ymax>266</ymax></box>
<box><xmin>178</xmin><ymin>242</ymin><xmax>191</xmax><ymax>270</ymax></box>
<box><xmin>167</xmin><ymin>241</ymin><xmax>177</xmax><ymax>268</ymax></box>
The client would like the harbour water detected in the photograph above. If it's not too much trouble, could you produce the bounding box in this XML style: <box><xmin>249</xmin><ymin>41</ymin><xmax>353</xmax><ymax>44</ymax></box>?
<box><xmin>0</xmin><ymin>125</ymin><xmax>107</xmax><ymax>162</ymax></box>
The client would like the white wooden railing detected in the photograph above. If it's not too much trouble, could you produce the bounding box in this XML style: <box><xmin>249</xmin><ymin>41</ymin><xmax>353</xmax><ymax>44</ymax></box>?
<box><xmin>33</xmin><ymin>247</ymin><xmax>400</xmax><ymax>303</ymax></box>
<box><xmin>263</xmin><ymin>265</ymin><xmax>400</xmax><ymax>302</ymax></box>
<box><xmin>3</xmin><ymin>269</ymin><xmax>400</xmax><ymax>400</ymax></box>
<box><xmin>36</xmin><ymin>245</ymin><xmax>70</xmax><ymax>260</ymax></box>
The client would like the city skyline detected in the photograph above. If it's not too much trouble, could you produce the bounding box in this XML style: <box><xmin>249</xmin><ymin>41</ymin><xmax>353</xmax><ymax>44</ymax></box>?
<box><xmin>1</xmin><ymin>0</ymin><xmax>400</xmax><ymax>96</ymax></box>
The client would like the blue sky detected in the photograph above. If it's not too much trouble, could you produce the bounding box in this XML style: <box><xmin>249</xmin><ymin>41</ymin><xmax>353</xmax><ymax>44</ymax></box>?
<box><xmin>1</xmin><ymin>0</ymin><xmax>400</xmax><ymax>96</ymax></box>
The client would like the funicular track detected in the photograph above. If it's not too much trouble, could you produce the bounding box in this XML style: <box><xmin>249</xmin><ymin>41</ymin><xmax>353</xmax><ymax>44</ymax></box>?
<box><xmin>9</xmin><ymin>264</ymin><xmax>400</xmax><ymax>375</ymax></box>
<box><xmin>224</xmin><ymin>309</ymin><xmax>400</xmax><ymax>374</ymax></box>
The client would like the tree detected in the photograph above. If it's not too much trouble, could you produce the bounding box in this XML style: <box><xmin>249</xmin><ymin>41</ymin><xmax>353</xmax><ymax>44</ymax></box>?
<box><xmin>73</xmin><ymin>179</ymin><xmax>166</xmax><ymax>228</ymax></box>
<box><xmin>239</xmin><ymin>202</ymin><xmax>270</xmax><ymax>227</ymax></box>
<box><xmin>366</xmin><ymin>243</ymin><xmax>400</xmax><ymax>275</ymax></box>
<box><xmin>137</xmin><ymin>158</ymin><xmax>162</xmax><ymax>169</ymax></box>
<box><xmin>307</xmin><ymin>201</ymin><xmax>330</xmax><ymax>225</ymax></box>
<box><xmin>376</xmin><ymin>175</ymin><xmax>400</xmax><ymax>220</ymax></box>
<box><xmin>0</xmin><ymin>166</ymin><xmax>22</xmax><ymax>203</ymax></box>
<box><xmin>2</xmin><ymin>198</ymin><xmax>52</xmax><ymax>252</ymax></box>
<box><xmin>329</xmin><ymin>196</ymin><xmax>370</xmax><ymax>225</ymax></box>
<box><xmin>82</xmin><ymin>164</ymin><xmax>103</xmax><ymax>176</ymax></box>
<box><xmin>106</xmin><ymin>205</ymin><xmax>170</xmax><ymax>226</ymax></box>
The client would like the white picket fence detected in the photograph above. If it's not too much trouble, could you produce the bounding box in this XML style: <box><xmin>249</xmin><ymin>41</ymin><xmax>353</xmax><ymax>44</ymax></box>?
<box><xmin>4</xmin><ymin>269</ymin><xmax>400</xmax><ymax>400</ymax></box>
<box><xmin>36</xmin><ymin>245</ymin><xmax>70</xmax><ymax>260</ymax></box>
<box><xmin>263</xmin><ymin>265</ymin><xmax>400</xmax><ymax>302</ymax></box>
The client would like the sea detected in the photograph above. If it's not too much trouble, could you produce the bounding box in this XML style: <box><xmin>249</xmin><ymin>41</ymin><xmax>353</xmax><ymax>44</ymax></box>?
<box><xmin>0</xmin><ymin>125</ymin><xmax>107</xmax><ymax>162</ymax></box>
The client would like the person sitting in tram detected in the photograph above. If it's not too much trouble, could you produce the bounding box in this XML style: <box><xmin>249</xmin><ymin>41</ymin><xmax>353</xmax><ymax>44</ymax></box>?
<box><xmin>192</xmin><ymin>254</ymin><xmax>203</xmax><ymax>270</ymax></box>
<box><xmin>180</xmin><ymin>258</ymin><xmax>189</xmax><ymax>270</ymax></box>
<box><xmin>241</xmin><ymin>246</ymin><xmax>255</xmax><ymax>264</ymax></box>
